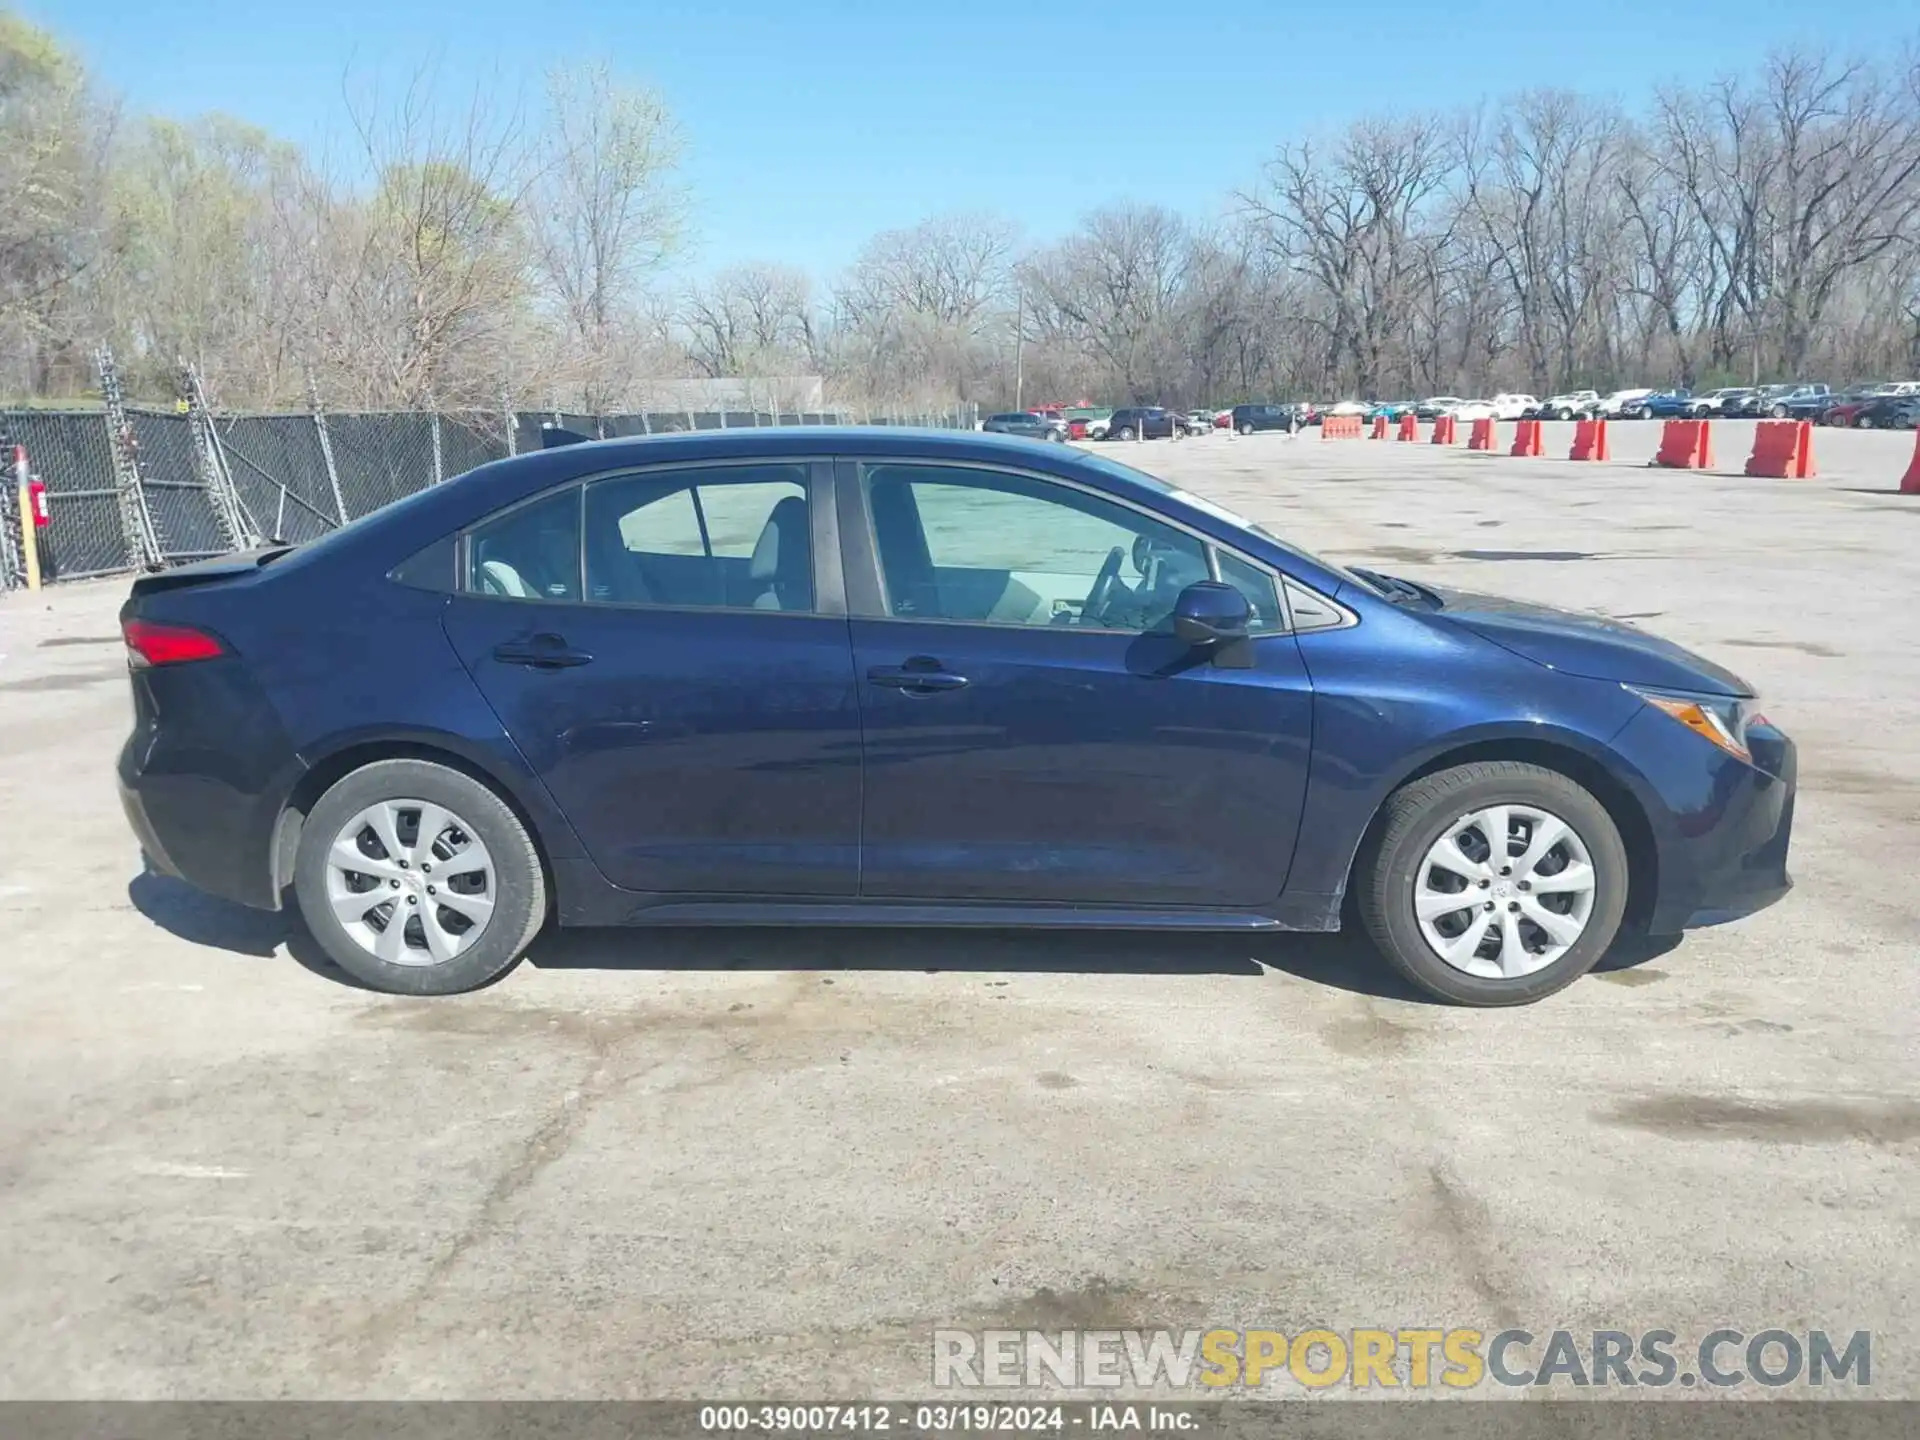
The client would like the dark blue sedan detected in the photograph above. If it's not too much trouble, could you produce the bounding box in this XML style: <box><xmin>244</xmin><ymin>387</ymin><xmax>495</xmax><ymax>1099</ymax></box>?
<box><xmin>116</xmin><ymin>428</ymin><xmax>1796</xmax><ymax>1005</ymax></box>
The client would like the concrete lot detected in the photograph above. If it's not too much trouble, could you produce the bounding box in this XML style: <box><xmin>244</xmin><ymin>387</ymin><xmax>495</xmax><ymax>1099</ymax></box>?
<box><xmin>1</xmin><ymin>419</ymin><xmax>1916</xmax><ymax>1401</ymax></box>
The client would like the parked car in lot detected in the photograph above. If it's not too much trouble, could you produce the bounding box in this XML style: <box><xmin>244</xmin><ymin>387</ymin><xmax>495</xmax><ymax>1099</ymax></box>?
<box><xmin>982</xmin><ymin>412</ymin><xmax>1067</xmax><ymax>441</ymax></box>
<box><xmin>1689</xmin><ymin>388</ymin><xmax>1752</xmax><ymax>416</ymax></box>
<box><xmin>1447</xmin><ymin>400</ymin><xmax>1497</xmax><ymax>422</ymax></box>
<box><xmin>1835</xmin><ymin>394</ymin><xmax>1920</xmax><ymax>429</ymax></box>
<box><xmin>1772</xmin><ymin>385</ymin><xmax>1834</xmax><ymax>420</ymax></box>
<box><xmin>1597</xmin><ymin>388</ymin><xmax>1655</xmax><ymax>418</ymax></box>
<box><xmin>1818</xmin><ymin>384</ymin><xmax>1920</xmax><ymax>426</ymax></box>
<box><xmin>1415</xmin><ymin>396</ymin><xmax>1464</xmax><ymax>420</ymax></box>
<box><xmin>1638</xmin><ymin>391</ymin><xmax>1697</xmax><ymax>419</ymax></box>
<box><xmin>116</xmin><ymin>426</ymin><xmax>1798</xmax><ymax>1007</ymax></box>
<box><xmin>1489</xmin><ymin>393</ymin><xmax>1538</xmax><ymax>420</ymax></box>
<box><xmin>1533</xmin><ymin>391</ymin><xmax>1602</xmax><ymax>420</ymax></box>
<box><xmin>1102</xmin><ymin>406</ymin><xmax>1179</xmax><ymax>440</ymax></box>
<box><xmin>1366</xmin><ymin>401</ymin><xmax>1416</xmax><ymax>421</ymax></box>
<box><xmin>1181</xmin><ymin>411</ymin><xmax>1215</xmax><ymax>437</ymax></box>
<box><xmin>1229</xmin><ymin>403</ymin><xmax>1298</xmax><ymax>435</ymax></box>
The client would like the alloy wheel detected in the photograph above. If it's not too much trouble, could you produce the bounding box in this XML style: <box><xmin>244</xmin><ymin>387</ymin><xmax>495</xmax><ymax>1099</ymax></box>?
<box><xmin>1412</xmin><ymin>804</ymin><xmax>1597</xmax><ymax>980</ymax></box>
<box><xmin>325</xmin><ymin>798</ymin><xmax>497</xmax><ymax>966</ymax></box>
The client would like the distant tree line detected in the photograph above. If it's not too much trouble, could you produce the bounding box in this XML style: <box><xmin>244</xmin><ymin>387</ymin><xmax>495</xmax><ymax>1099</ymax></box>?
<box><xmin>5</xmin><ymin>8</ymin><xmax>1918</xmax><ymax>413</ymax></box>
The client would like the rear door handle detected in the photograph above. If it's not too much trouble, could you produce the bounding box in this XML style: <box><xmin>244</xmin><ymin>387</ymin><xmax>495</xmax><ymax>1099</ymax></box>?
<box><xmin>493</xmin><ymin>634</ymin><xmax>594</xmax><ymax>669</ymax></box>
<box><xmin>867</xmin><ymin>664</ymin><xmax>968</xmax><ymax>694</ymax></box>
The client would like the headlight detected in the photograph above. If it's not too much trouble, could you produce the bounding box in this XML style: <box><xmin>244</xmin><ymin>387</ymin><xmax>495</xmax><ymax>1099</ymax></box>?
<box><xmin>1627</xmin><ymin>686</ymin><xmax>1767</xmax><ymax>762</ymax></box>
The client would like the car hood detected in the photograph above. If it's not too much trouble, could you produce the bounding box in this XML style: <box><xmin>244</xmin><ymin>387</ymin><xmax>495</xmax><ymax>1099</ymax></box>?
<box><xmin>1425</xmin><ymin>585</ymin><xmax>1752</xmax><ymax>696</ymax></box>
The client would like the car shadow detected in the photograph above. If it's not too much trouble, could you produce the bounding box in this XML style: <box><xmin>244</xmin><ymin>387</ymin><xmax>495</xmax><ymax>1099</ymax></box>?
<box><xmin>128</xmin><ymin>871</ymin><xmax>1682</xmax><ymax>1005</ymax></box>
<box><xmin>127</xmin><ymin>870</ymin><xmax>1438</xmax><ymax>1003</ymax></box>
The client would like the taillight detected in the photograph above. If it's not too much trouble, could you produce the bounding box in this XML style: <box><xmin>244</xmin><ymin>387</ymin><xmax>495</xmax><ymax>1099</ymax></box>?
<box><xmin>123</xmin><ymin>617</ymin><xmax>226</xmax><ymax>668</ymax></box>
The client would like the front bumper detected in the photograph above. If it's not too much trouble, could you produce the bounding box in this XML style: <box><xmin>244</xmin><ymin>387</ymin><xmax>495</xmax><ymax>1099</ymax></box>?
<box><xmin>1610</xmin><ymin>707</ymin><xmax>1797</xmax><ymax>934</ymax></box>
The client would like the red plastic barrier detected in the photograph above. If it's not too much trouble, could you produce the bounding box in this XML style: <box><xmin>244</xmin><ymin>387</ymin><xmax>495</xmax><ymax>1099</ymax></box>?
<box><xmin>1370</xmin><ymin>415</ymin><xmax>1389</xmax><ymax>439</ymax></box>
<box><xmin>1569</xmin><ymin>419</ymin><xmax>1609</xmax><ymax>462</ymax></box>
<box><xmin>1432</xmin><ymin>415</ymin><xmax>1457</xmax><ymax>445</ymax></box>
<box><xmin>1510</xmin><ymin>419</ymin><xmax>1543</xmax><ymax>457</ymax></box>
<box><xmin>1467</xmin><ymin>418</ymin><xmax>1496</xmax><ymax>451</ymax></box>
<box><xmin>1320</xmin><ymin>416</ymin><xmax>1363</xmax><ymax>440</ymax></box>
<box><xmin>1651</xmin><ymin>419</ymin><xmax>1713</xmax><ymax>470</ymax></box>
<box><xmin>1744</xmin><ymin>420</ymin><xmax>1814</xmax><ymax>479</ymax></box>
<box><xmin>1396</xmin><ymin>413</ymin><xmax>1419</xmax><ymax>442</ymax></box>
<box><xmin>1902</xmin><ymin>433</ymin><xmax>1920</xmax><ymax>494</ymax></box>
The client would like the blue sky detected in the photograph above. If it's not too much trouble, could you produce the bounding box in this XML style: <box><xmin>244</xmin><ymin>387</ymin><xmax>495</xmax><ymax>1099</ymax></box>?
<box><xmin>38</xmin><ymin>0</ymin><xmax>1851</xmax><ymax>284</ymax></box>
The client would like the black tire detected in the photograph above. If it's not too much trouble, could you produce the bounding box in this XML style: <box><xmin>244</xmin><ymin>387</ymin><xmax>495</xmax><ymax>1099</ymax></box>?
<box><xmin>1857</xmin><ymin>415</ymin><xmax>1874</xmax><ymax>429</ymax></box>
<box><xmin>1117</xmin><ymin>425</ymin><xmax>1135</xmax><ymax>441</ymax></box>
<box><xmin>1357</xmin><ymin>761</ymin><xmax>1629</xmax><ymax>1007</ymax></box>
<box><xmin>1238</xmin><ymin>422</ymin><xmax>1254</xmax><ymax>436</ymax></box>
<box><xmin>294</xmin><ymin>758</ymin><xmax>547</xmax><ymax>996</ymax></box>
<box><xmin>1634</xmin><ymin>406</ymin><xmax>1652</xmax><ymax>420</ymax></box>
<box><xmin>1770</xmin><ymin>404</ymin><xmax>1788</xmax><ymax>418</ymax></box>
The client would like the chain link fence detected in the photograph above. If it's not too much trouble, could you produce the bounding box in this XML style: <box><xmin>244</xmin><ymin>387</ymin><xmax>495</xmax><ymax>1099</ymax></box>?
<box><xmin>0</xmin><ymin>402</ymin><xmax>977</xmax><ymax>589</ymax></box>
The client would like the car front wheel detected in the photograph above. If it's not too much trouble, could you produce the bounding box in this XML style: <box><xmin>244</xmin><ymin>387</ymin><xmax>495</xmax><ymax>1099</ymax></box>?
<box><xmin>1116</xmin><ymin>426</ymin><xmax>1135</xmax><ymax>441</ymax></box>
<box><xmin>1357</xmin><ymin>761</ymin><xmax>1628</xmax><ymax>1006</ymax></box>
<box><xmin>1856</xmin><ymin>415</ymin><xmax>1874</xmax><ymax>429</ymax></box>
<box><xmin>293</xmin><ymin>758</ymin><xmax>548</xmax><ymax>995</ymax></box>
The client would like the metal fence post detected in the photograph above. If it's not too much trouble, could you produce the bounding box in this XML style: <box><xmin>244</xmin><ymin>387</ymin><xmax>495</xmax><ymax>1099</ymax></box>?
<box><xmin>308</xmin><ymin>379</ymin><xmax>350</xmax><ymax>526</ymax></box>
<box><xmin>430</xmin><ymin>412</ymin><xmax>444</xmax><ymax>485</ymax></box>
<box><xmin>94</xmin><ymin>346</ymin><xmax>163</xmax><ymax>571</ymax></box>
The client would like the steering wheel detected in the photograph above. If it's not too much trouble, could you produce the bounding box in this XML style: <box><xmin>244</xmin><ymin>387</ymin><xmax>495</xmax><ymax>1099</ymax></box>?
<box><xmin>1082</xmin><ymin>546</ymin><xmax>1126</xmax><ymax>626</ymax></box>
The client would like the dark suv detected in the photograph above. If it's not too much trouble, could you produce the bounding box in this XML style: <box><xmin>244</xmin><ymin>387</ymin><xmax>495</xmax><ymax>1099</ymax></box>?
<box><xmin>1103</xmin><ymin>407</ymin><xmax>1178</xmax><ymax>441</ymax></box>
<box><xmin>1228</xmin><ymin>403</ymin><xmax>1296</xmax><ymax>435</ymax></box>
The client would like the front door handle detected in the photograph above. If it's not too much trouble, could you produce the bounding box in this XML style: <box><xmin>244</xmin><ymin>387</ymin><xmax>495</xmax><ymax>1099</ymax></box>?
<box><xmin>867</xmin><ymin>662</ymin><xmax>968</xmax><ymax>694</ymax></box>
<box><xmin>493</xmin><ymin>634</ymin><xmax>594</xmax><ymax>669</ymax></box>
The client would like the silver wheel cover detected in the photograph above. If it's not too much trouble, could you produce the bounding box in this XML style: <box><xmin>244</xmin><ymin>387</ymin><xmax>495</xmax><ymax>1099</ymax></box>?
<box><xmin>1413</xmin><ymin>804</ymin><xmax>1597</xmax><ymax>979</ymax></box>
<box><xmin>325</xmin><ymin>799</ymin><xmax>497</xmax><ymax>966</ymax></box>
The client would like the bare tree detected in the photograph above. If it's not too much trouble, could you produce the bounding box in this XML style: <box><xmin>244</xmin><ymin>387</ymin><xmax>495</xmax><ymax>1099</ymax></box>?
<box><xmin>0</xmin><ymin>12</ymin><xmax>114</xmax><ymax>395</ymax></box>
<box><xmin>679</xmin><ymin>262</ymin><xmax>817</xmax><ymax>378</ymax></box>
<box><xmin>1245</xmin><ymin>117</ymin><xmax>1453</xmax><ymax>396</ymax></box>
<box><xmin>528</xmin><ymin>62</ymin><xmax>684</xmax><ymax>411</ymax></box>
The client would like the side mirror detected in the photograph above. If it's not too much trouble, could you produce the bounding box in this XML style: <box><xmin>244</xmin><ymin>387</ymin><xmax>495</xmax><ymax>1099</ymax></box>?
<box><xmin>1172</xmin><ymin>580</ymin><xmax>1251</xmax><ymax>648</ymax></box>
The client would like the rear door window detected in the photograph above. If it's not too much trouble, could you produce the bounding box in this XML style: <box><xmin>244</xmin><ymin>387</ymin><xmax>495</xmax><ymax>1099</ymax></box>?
<box><xmin>583</xmin><ymin>464</ymin><xmax>814</xmax><ymax>612</ymax></box>
<box><xmin>465</xmin><ymin>487</ymin><xmax>581</xmax><ymax>602</ymax></box>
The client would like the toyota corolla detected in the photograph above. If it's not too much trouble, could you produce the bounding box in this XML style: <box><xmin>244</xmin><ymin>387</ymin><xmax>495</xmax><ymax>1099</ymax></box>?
<box><xmin>117</xmin><ymin>428</ymin><xmax>1795</xmax><ymax>1005</ymax></box>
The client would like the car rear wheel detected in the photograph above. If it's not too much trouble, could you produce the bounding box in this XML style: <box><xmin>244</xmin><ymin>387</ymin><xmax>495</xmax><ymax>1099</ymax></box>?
<box><xmin>294</xmin><ymin>758</ymin><xmax>547</xmax><ymax>995</ymax></box>
<box><xmin>1357</xmin><ymin>761</ymin><xmax>1628</xmax><ymax>1007</ymax></box>
<box><xmin>1856</xmin><ymin>415</ymin><xmax>1874</xmax><ymax>429</ymax></box>
<box><xmin>1238</xmin><ymin>423</ymin><xmax>1254</xmax><ymax>436</ymax></box>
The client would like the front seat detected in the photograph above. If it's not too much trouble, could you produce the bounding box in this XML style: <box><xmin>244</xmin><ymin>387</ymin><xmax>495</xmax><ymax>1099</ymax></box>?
<box><xmin>749</xmin><ymin>496</ymin><xmax>811</xmax><ymax>610</ymax></box>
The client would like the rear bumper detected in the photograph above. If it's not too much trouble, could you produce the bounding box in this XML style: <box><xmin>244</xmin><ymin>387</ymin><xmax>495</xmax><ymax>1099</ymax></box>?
<box><xmin>116</xmin><ymin>656</ymin><xmax>302</xmax><ymax>912</ymax></box>
<box><xmin>119</xmin><ymin>736</ymin><xmax>290</xmax><ymax>910</ymax></box>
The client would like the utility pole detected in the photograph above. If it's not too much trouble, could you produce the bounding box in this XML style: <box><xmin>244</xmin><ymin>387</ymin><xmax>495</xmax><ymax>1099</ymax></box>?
<box><xmin>1013</xmin><ymin>289</ymin><xmax>1025</xmax><ymax>413</ymax></box>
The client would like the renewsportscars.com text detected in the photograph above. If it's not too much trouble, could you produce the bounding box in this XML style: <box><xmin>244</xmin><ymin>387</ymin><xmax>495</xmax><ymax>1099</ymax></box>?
<box><xmin>931</xmin><ymin>1327</ymin><xmax>1871</xmax><ymax>1390</ymax></box>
